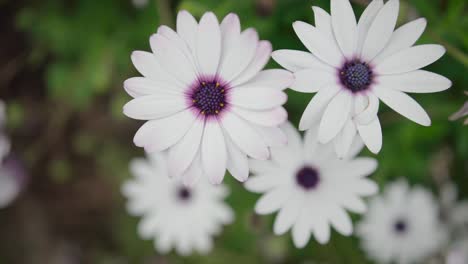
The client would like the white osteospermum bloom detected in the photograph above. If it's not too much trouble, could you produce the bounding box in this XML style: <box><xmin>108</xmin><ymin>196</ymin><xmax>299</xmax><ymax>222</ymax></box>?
<box><xmin>245</xmin><ymin>122</ymin><xmax>378</xmax><ymax>248</ymax></box>
<box><xmin>357</xmin><ymin>180</ymin><xmax>447</xmax><ymax>264</ymax></box>
<box><xmin>272</xmin><ymin>0</ymin><xmax>452</xmax><ymax>157</ymax></box>
<box><xmin>123</xmin><ymin>11</ymin><xmax>293</xmax><ymax>185</ymax></box>
<box><xmin>122</xmin><ymin>152</ymin><xmax>234</xmax><ymax>256</ymax></box>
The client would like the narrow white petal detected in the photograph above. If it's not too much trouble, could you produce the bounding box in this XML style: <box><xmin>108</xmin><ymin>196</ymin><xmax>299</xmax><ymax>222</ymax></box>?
<box><xmin>197</xmin><ymin>12</ymin><xmax>221</xmax><ymax>76</ymax></box>
<box><xmin>299</xmin><ymin>84</ymin><xmax>340</xmax><ymax>131</ymax></box>
<box><xmin>220</xmin><ymin>112</ymin><xmax>269</xmax><ymax>160</ymax></box>
<box><xmin>218</xmin><ymin>29</ymin><xmax>258</xmax><ymax>82</ymax></box>
<box><xmin>244</xmin><ymin>173</ymin><xmax>280</xmax><ymax>193</ymax></box>
<box><xmin>292</xmin><ymin>213</ymin><xmax>312</xmax><ymax>248</ymax></box>
<box><xmin>292</xmin><ymin>21</ymin><xmax>343</xmax><ymax>67</ymax></box>
<box><xmin>357</xmin><ymin>118</ymin><xmax>382</xmax><ymax>153</ymax></box>
<box><xmin>133</xmin><ymin>109</ymin><xmax>197</xmax><ymax>152</ymax></box>
<box><xmin>225</xmin><ymin>134</ymin><xmax>249</xmax><ymax>182</ymax></box>
<box><xmin>377</xmin><ymin>70</ymin><xmax>452</xmax><ymax>93</ymax></box>
<box><xmin>201</xmin><ymin>120</ymin><xmax>227</xmax><ymax>184</ymax></box>
<box><xmin>131</xmin><ymin>51</ymin><xmax>177</xmax><ymax>83</ymax></box>
<box><xmin>255</xmin><ymin>188</ymin><xmax>290</xmax><ymax>214</ymax></box>
<box><xmin>331</xmin><ymin>0</ymin><xmax>358</xmax><ymax>57</ymax></box>
<box><xmin>181</xmin><ymin>153</ymin><xmax>203</xmax><ymax>186</ymax></box>
<box><xmin>375</xmin><ymin>44</ymin><xmax>446</xmax><ymax>75</ymax></box>
<box><xmin>355</xmin><ymin>179</ymin><xmax>379</xmax><ymax>195</ymax></box>
<box><xmin>177</xmin><ymin>10</ymin><xmax>198</xmax><ymax>52</ymax></box>
<box><xmin>256</xmin><ymin>125</ymin><xmax>288</xmax><ymax>147</ymax></box>
<box><xmin>373</xmin><ymin>85</ymin><xmax>431</xmax><ymax>126</ymax></box>
<box><xmin>356</xmin><ymin>0</ymin><xmax>384</xmax><ymax>55</ymax></box>
<box><xmin>333</xmin><ymin>119</ymin><xmax>356</xmax><ymax>158</ymax></box>
<box><xmin>123</xmin><ymin>95</ymin><xmax>187</xmax><ymax>120</ymax></box>
<box><xmin>291</xmin><ymin>69</ymin><xmax>336</xmax><ymax>93</ymax></box>
<box><xmin>272</xmin><ymin>49</ymin><xmax>334</xmax><ymax>72</ymax></box>
<box><xmin>328</xmin><ymin>206</ymin><xmax>353</xmax><ymax>235</ymax></box>
<box><xmin>361</xmin><ymin>0</ymin><xmax>399</xmax><ymax>61</ymax></box>
<box><xmin>158</xmin><ymin>25</ymin><xmax>196</xmax><ymax>67</ymax></box>
<box><xmin>274</xmin><ymin>195</ymin><xmax>301</xmax><ymax>235</ymax></box>
<box><xmin>311</xmin><ymin>6</ymin><xmax>343</xmax><ymax>58</ymax></box>
<box><xmin>231</xmin><ymin>106</ymin><xmax>287</xmax><ymax>127</ymax></box>
<box><xmin>123</xmin><ymin>77</ymin><xmax>183</xmax><ymax>98</ymax></box>
<box><xmin>330</xmin><ymin>157</ymin><xmax>378</xmax><ymax>178</ymax></box>
<box><xmin>311</xmin><ymin>214</ymin><xmax>330</xmax><ymax>244</ymax></box>
<box><xmin>354</xmin><ymin>93</ymin><xmax>379</xmax><ymax>125</ymax></box>
<box><xmin>150</xmin><ymin>34</ymin><xmax>198</xmax><ymax>86</ymax></box>
<box><xmin>318</xmin><ymin>91</ymin><xmax>352</xmax><ymax>143</ymax></box>
<box><xmin>231</xmin><ymin>41</ymin><xmax>272</xmax><ymax>86</ymax></box>
<box><xmin>341</xmin><ymin>196</ymin><xmax>367</xmax><ymax>213</ymax></box>
<box><xmin>168</xmin><ymin>119</ymin><xmax>204</xmax><ymax>178</ymax></box>
<box><xmin>373</xmin><ymin>18</ymin><xmax>427</xmax><ymax>64</ymax></box>
<box><xmin>220</xmin><ymin>13</ymin><xmax>241</xmax><ymax>53</ymax></box>
<box><xmin>230</xmin><ymin>87</ymin><xmax>287</xmax><ymax>110</ymax></box>
<box><xmin>238</xmin><ymin>69</ymin><xmax>294</xmax><ymax>90</ymax></box>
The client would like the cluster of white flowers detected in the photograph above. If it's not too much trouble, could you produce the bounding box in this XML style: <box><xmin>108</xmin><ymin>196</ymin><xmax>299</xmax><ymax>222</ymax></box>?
<box><xmin>121</xmin><ymin>0</ymin><xmax>457</xmax><ymax>260</ymax></box>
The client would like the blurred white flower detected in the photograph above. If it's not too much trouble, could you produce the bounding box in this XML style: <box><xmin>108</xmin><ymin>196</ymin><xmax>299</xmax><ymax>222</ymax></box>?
<box><xmin>272</xmin><ymin>0</ymin><xmax>451</xmax><ymax>157</ymax></box>
<box><xmin>0</xmin><ymin>157</ymin><xmax>27</xmax><ymax>208</ymax></box>
<box><xmin>132</xmin><ymin>0</ymin><xmax>148</xmax><ymax>9</ymax></box>
<box><xmin>440</xmin><ymin>182</ymin><xmax>468</xmax><ymax>235</ymax></box>
<box><xmin>446</xmin><ymin>238</ymin><xmax>468</xmax><ymax>264</ymax></box>
<box><xmin>357</xmin><ymin>180</ymin><xmax>447</xmax><ymax>264</ymax></box>
<box><xmin>245</xmin><ymin>122</ymin><xmax>378</xmax><ymax>248</ymax></box>
<box><xmin>121</xmin><ymin>152</ymin><xmax>234</xmax><ymax>256</ymax></box>
<box><xmin>123</xmin><ymin>11</ymin><xmax>293</xmax><ymax>185</ymax></box>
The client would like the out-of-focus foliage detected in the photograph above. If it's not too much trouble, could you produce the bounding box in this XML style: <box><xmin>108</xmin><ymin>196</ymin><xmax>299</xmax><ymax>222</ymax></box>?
<box><xmin>0</xmin><ymin>0</ymin><xmax>466</xmax><ymax>263</ymax></box>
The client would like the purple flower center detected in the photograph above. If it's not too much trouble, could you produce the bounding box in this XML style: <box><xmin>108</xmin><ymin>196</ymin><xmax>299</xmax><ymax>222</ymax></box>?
<box><xmin>339</xmin><ymin>60</ymin><xmax>373</xmax><ymax>93</ymax></box>
<box><xmin>296</xmin><ymin>166</ymin><xmax>320</xmax><ymax>190</ymax></box>
<box><xmin>393</xmin><ymin>219</ymin><xmax>408</xmax><ymax>234</ymax></box>
<box><xmin>191</xmin><ymin>81</ymin><xmax>227</xmax><ymax>116</ymax></box>
<box><xmin>177</xmin><ymin>186</ymin><xmax>192</xmax><ymax>201</ymax></box>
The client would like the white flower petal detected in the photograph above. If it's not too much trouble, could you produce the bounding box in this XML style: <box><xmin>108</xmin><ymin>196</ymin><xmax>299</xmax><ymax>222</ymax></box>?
<box><xmin>339</xmin><ymin>157</ymin><xmax>378</xmax><ymax>178</ymax></box>
<box><xmin>220</xmin><ymin>13</ymin><xmax>241</xmax><ymax>53</ymax></box>
<box><xmin>341</xmin><ymin>195</ymin><xmax>367</xmax><ymax>213</ymax></box>
<box><xmin>377</xmin><ymin>70</ymin><xmax>452</xmax><ymax>93</ymax></box>
<box><xmin>177</xmin><ymin>10</ymin><xmax>198</xmax><ymax>52</ymax></box>
<box><xmin>373</xmin><ymin>18</ymin><xmax>427</xmax><ymax>64</ymax></box>
<box><xmin>220</xmin><ymin>112</ymin><xmax>269</xmax><ymax>160</ymax></box>
<box><xmin>231</xmin><ymin>41</ymin><xmax>272</xmax><ymax>86</ymax></box>
<box><xmin>231</xmin><ymin>106</ymin><xmax>287</xmax><ymax>127</ymax></box>
<box><xmin>373</xmin><ymin>85</ymin><xmax>431</xmax><ymax>126</ymax></box>
<box><xmin>255</xmin><ymin>187</ymin><xmax>290</xmax><ymax>214</ymax></box>
<box><xmin>333</xmin><ymin>119</ymin><xmax>356</xmax><ymax>158</ymax></box>
<box><xmin>356</xmin><ymin>0</ymin><xmax>384</xmax><ymax>55</ymax></box>
<box><xmin>168</xmin><ymin>119</ymin><xmax>204</xmax><ymax>178</ymax></box>
<box><xmin>361</xmin><ymin>0</ymin><xmax>399</xmax><ymax>61</ymax></box>
<box><xmin>201</xmin><ymin>120</ymin><xmax>227</xmax><ymax>184</ymax></box>
<box><xmin>254</xmin><ymin>125</ymin><xmax>288</xmax><ymax>147</ymax></box>
<box><xmin>225</xmin><ymin>134</ymin><xmax>249</xmax><ymax>182</ymax></box>
<box><xmin>291</xmin><ymin>68</ymin><xmax>336</xmax><ymax>93</ymax></box>
<box><xmin>357</xmin><ymin>118</ymin><xmax>382</xmax><ymax>154</ymax></box>
<box><xmin>355</xmin><ymin>179</ymin><xmax>379</xmax><ymax>195</ymax></box>
<box><xmin>272</xmin><ymin>49</ymin><xmax>333</xmax><ymax>72</ymax></box>
<box><xmin>131</xmin><ymin>51</ymin><xmax>177</xmax><ymax>83</ymax></box>
<box><xmin>230</xmin><ymin>87</ymin><xmax>287</xmax><ymax>110</ymax></box>
<box><xmin>238</xmin><ymin>69</ymin><xmax>294</xmax><ymax>90</ymax></box>
<box><xmin>292</xmin><ymin>212</ymin><xmax>312</xmax><ymax>248</ymax></box>
<box><xmin>218</xmin><ymin>29</ymin><xmax>258</xmax><ymax>83</ymax></box>
<box><xmin>158</xmin><ymin>25</ymin><xmax>196</xmax><ymax>67</ymax></box>
<box><xmin>331</xmin><ymin>0</ymin><xmax>358</xmax><ymax>58</ymax></box>
<box><xmin>123</xmin><ymin>95</ymin><xmax>187</xmax><ymax>120</ymax></box>
<box><xmin>133</xmin><ymin>109</ymin><xmax>197</xmax><ymax>152</ymax></box>
<box><xmin>299</xmin><ymin>84</ymin><xmax>341</xmax><ymax>131</ymax></box>
<box><xmin>292</xmin><ymin>21</ymin><xmax>343</xmax><ymax>67</ymax></box>
<box><xmin>311</xmin><ymin>6</ymin><xmax>343</xmax><ymax>59</ymax></box>
<box><xmin>328</xmin><ymin>206</ymin><xmax>353</xmax><ymax>235</ymax></box>
<box><xmin>273</xmin><ymin>194</ymin><xmax>302</xmax><ymax>235</ymax></box>
<box><xmin>197</xmin><ymin>12</ymin><xmax>221</xmax><ymax>76</ymax></box>
<box><xmin>244</xmin><ymin>172</ymin><xmax>280</xmax><ymax>193</ymax></box>
<box><xmin>150</xmin><ymin>34</ymin><xmax>197</xmax><ymax>86</ymax></box>
<box><xmin>123</xmin><ymin>77</ymin><xmax>183</xmax><ymax>98</ymax></box>
<box><xmin>354</xmin><ymin>93</ymin><xmax>379</xmax><ymax>125</ymax></box>
<box><xmin>181</xmin><ymin>154</ymin><xmax>203</xmax><ymax>186</ymax></box>
<box><xmin>375</xmin><ymin>44</ymin><xmax>446</xmax><ymax>75</ymax></box>
<box><xmin>318</xmin><ymin>91</ymin><xmax>352</xmax><ymax>143</ymax></box>
<box><xmin>311</xmin><ymin>213</ymin><xmax>330</xmax><ymax>244</ymax></box>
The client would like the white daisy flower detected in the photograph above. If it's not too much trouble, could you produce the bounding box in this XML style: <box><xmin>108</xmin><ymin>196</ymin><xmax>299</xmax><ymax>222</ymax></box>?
<box><xmin>272</xmin><ymin>0</ymin><xmax>452</xmax><ymax>157</ymax></box>
<box><xmin>123</xmin><ymin>11</ymin><xmax>293</xmax><ymax>185</ymax></box>
<box><xmin>357</xmin><ymin>180</ymin><xmax>447</xmax><ymax>264</ymax></box>
<box><xmin>244</xmin><ymin>122</ymin><xmax>378</xmax><ymax>248</ymax></box>
<box><xmin>121</xmin><ymin>152</ymin><xmax>234</xmax><ymax>256</ymax></box>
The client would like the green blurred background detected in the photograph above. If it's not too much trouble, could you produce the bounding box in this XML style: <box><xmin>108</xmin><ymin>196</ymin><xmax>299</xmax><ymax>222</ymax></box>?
<box><xmin>0</xmin><ymin>0</ymin><xmax>466</xmax><ymax>263</ymax></box>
